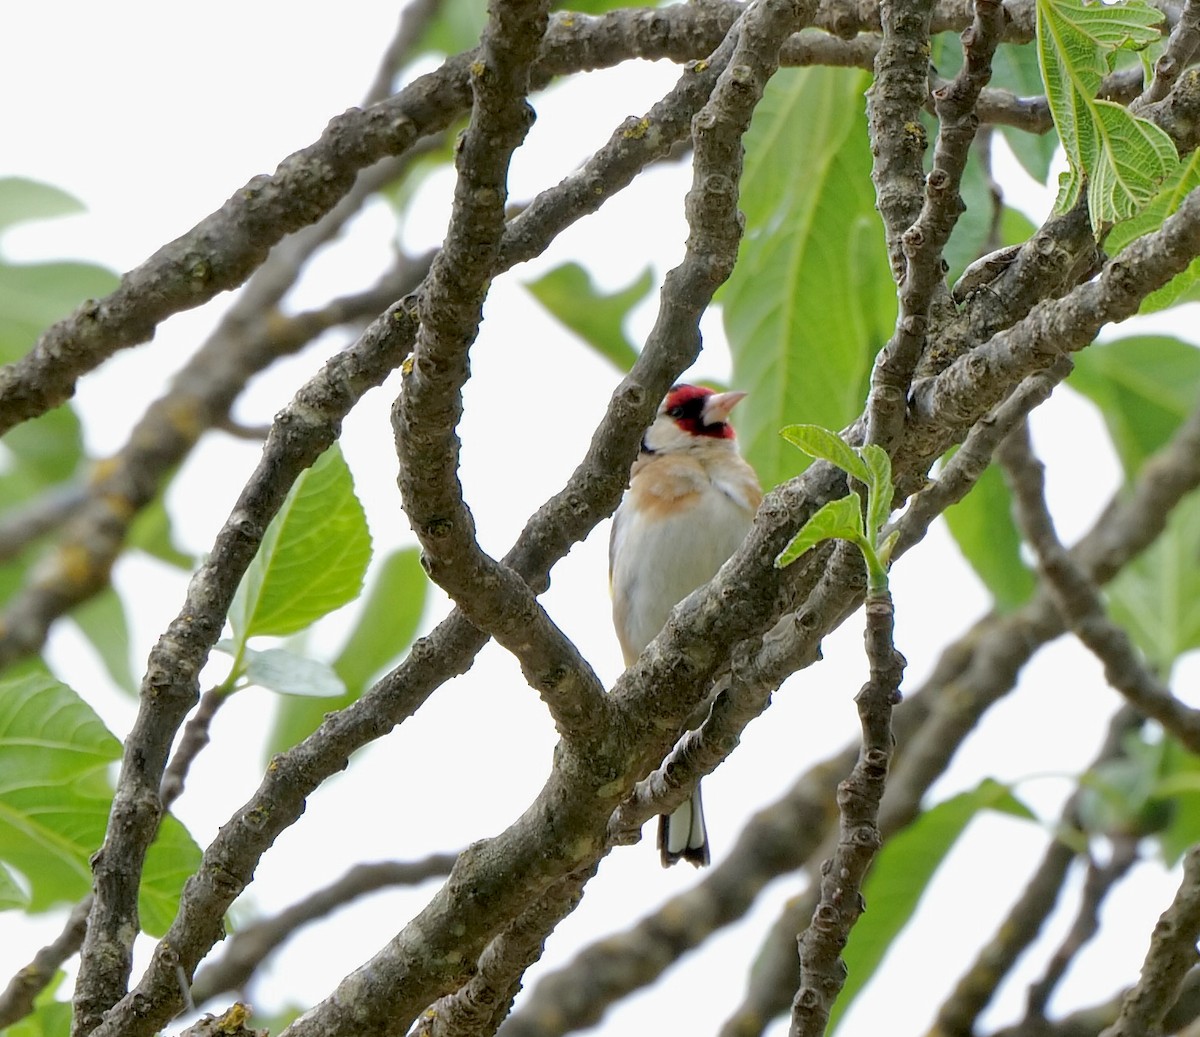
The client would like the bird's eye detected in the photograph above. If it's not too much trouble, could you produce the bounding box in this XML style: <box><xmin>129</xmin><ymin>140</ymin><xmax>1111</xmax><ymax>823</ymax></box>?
<box><xmin>667</xmin><ymin>405</ymin><xmax>685</xmax><ymax>419</ymax></box>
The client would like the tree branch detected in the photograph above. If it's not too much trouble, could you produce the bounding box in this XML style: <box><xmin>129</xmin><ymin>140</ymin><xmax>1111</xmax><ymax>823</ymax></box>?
<box><xmin>928</xmin><ymin>709</ymin><xmax>1143</xmax><ymax>1037</ymax></box>
<box><xmin>189</xmin><ymin>855</ymin><xmax>459</xmax><ymax>1007</ymax></box>
<box><xmin>1100</xmin><ymin>845</ymin><xmax>1200</xmax><ymax>1037</ymax></box>
<box><xmin>866</xmin><ymin>0</ymin><xmax>1006</xmax><ymax>450</ymax></box>
<box><xmin>998</xmin><ymin>423</ymin><xmax>1200</xmax><ymax>752</ymax></box>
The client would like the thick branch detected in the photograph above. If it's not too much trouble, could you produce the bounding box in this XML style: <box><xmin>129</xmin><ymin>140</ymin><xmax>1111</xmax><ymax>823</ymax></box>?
<box><xmin>866</xmin><ymin>0</ymin><xmax>1006</xmax><ymax>450</ymax></box>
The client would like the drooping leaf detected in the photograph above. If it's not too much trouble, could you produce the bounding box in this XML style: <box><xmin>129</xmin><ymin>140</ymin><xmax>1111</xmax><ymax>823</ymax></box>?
<box><xmin>725</xmin><ymin>67</ymin><xmax>895</xmax><ymax>490</ymax></box>
<box><xmin>1036</xmin><ymin>0</ymin><xmax>1177</xmax><ymax>228</ymax></box>
<box><xmin>1070</xmin><ymin>335</ymin><xmax>1200</xmax><ymax>478</ymax></box>
<box><xmin>266</xmin><ymin>547</ymin><xmax>429</xmax><ymax>758</ymax></box>
<box><xmin>829</xmin><ymin>779</ymin><xmax>1037</xmax><ymax>1034</ymax></box>
<box><xmin>236</xmin><ymin>645</ymin><xmax>346</xmax><ymax>699</ymax></box>
<box><xmin>232</xmin><ymin>444</ymin><xmax>373</xmax><ymax>642</ymax></box>
<box><xmin>0</xmin><ymin>672</ymin><xmax>199</xmax><ymax>930</ymax></box>
<box><xmin>775</xmin><ymin>494</ymin><xmax>864</xmax><ymax>568</ymax></box>
<box><xmin>524</xmin><ymin>262</ymin><xmax>652</xmax><ymax>372</ymax></box>
<box><xmin>942</xmin><ymin>456</ymin><xmax>1037</xmax><ymax>611</ymax></box>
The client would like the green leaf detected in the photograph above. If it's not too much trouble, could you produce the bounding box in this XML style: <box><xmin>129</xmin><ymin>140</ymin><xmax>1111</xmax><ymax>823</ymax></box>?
<box><xmin>265</xmin><ymin>548</ymin><xmax>429</xmax><ymax>758</ymax></box>
<box><xmin>941</xmin><ymin>144</ymin><xmax>998</xmax><ymax>282</ymax></box>
<box><xmin>1069</xmin><ymin>335</ymin><xmax>1200</xmax><ymax>478</ymax></box>
<box><xmin>3</xmin><ymin>971</ymin><xmax>72</xmax><ymax>1037</ymax></box>
<box><xmin>2</xmin><ymin>404</ymin><xmax>84</xmax><ymax>485</ymax></box>
<box><xmin>332</xmin><ymin>547</ymin><xmax>428</xmax><ymax>693</ymax></box>
<box><xmin>1077</xmin><ymin>730</ymin><xmax>1176</xmax><ymax>839</ymax></box>
<box><xmin>859</xmin><ymin>444</ymin><xmax>893</xmax><ymax>538</ymax></box>
<box><xmin>775</xmin><ymin>494</ymin><xmax>864</xmax><ymax>568</ymax></box>
<box><xmin>0</xmin><ymin>673</ymin><xmax>119</xmax><ymax>910</ymax></box>
<box><xmin>414</xmin><ymin>0</ymin><xmax>487</xmax><ymax>57</ymax></box>
<box><xmin>141</xmin><ymin>812</ymin><xmax>202</xmax><ymax>937</ymax></box>
<box><xmin>1152</xmin><ymin>738</ymin><xmax>1200</xmax><ymax>865</ymax></box>
<box><xmin>1036</xmin><ymin>0</ymin><xmax>1177</xmax><ymax>229</ymax></box>
<box><xmin>127</xmin><ymin>482</ymin><xmax>194</xmax><ymax>570</ymax></box>
<box><xmin>69</xmin><ymin>587</ymin><xmax>138</xmax><ymax>696</ymax></box>
<box><xmin>942</xmin><ymin>457</ymin><xmax>1037</xmax><ymax>611</ymax></box>
<box><xmin>0</xmin><ymin>260</ymin><xmax>119</xmax><ymax>364</ymax></box>
<box><xmin>232</xmin><ymin>444</ymin><xmax>373</xmax><ymax>642</ymax></box>
<box><xmin>524</xmin><ymin>262</ymin><xmax>651</xmax><ymax>372</ymax></box>
<box><xmin>1106</xmin><ymin>489</ymin><xmax>1200</xmax><ymax>674</ymax></box>
<box><xmin>237</xmin><ymin>645</ymin><xmax>346</xmax><ymax>698</ymax></box>
<box><xmin>779</xmin><ymin>424</ymin><xmax>870</xmax><ymax>483</ymax></box>
<box><xmin>0</xmin><ymin>177</ymin><xmax>84</xmax><ymax>235</ymax></box>
<box><xmin>725</xmin><ymin>67</ymin><xmax>895</xmax><ymax>489</ymax></box>
<box><xmin>829</xmin><ymin>779</ymin><xmax>1037</xmax><ymax>1034</ymax></box>
<box><xmin>1105</xmin><ymin>151</ymin><xmax>1200</xmax><ymax>313</ymax></box>
<box><xmin>992</xmin><ymin>45</ymin><xmax>1061</xmax><ymax>183</ymax></box>
<box><xmin>0</xmin><ymin>859</ymin><xmax>30</xmax><ymax>909</ymax></box>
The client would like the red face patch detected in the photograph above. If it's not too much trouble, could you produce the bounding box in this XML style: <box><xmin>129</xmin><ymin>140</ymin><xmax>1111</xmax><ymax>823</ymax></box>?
<box><xmin>663</xmin><ymin>384</ymin><xmax>735</xmax><ymax>439</ymax></box>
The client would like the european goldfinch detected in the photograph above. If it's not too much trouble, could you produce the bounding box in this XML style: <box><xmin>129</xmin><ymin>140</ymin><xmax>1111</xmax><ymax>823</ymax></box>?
<box><xmin>610</xmin><ymin>384</ymin><xmax>762</xmax><ymax>866</ymax></box>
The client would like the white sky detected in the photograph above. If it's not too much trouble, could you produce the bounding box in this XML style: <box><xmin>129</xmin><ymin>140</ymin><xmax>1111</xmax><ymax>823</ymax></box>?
<box><xmin>3</xmin><ymin>3</ymin><xmax>1199</xmax><ymax>1036</ymax></box>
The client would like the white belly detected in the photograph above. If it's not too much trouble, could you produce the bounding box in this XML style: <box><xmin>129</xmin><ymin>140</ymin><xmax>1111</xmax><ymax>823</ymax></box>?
<box><xmin>611</xmin><ymin>488</ymin><xmax>752</xmax><ymax>660</ymax></box>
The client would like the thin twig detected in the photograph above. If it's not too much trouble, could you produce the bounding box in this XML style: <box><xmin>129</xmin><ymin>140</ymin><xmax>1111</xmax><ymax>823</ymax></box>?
<box><xmin>998</xmin><ymin>423</ymin><xmax>1200</xmax><ymax>752</ymax></box>
<box><xmin>790</xmin><ymin>559</ymin><xmax>904</xmax><ymax>1037</ymax></box>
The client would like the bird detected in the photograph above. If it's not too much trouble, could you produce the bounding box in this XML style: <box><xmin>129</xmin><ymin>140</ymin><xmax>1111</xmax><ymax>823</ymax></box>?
<box><xmin>610</xmin><ymin>383</ymin><xmax>762</xmax><ymax>866</ymax></box>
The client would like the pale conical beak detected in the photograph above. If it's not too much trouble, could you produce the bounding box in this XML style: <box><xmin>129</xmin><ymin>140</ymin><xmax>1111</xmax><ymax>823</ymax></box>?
<box><xmin>702</xmin><ymin>390</ymin><xmax>747</xmax><ymax>426</ymax></box>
